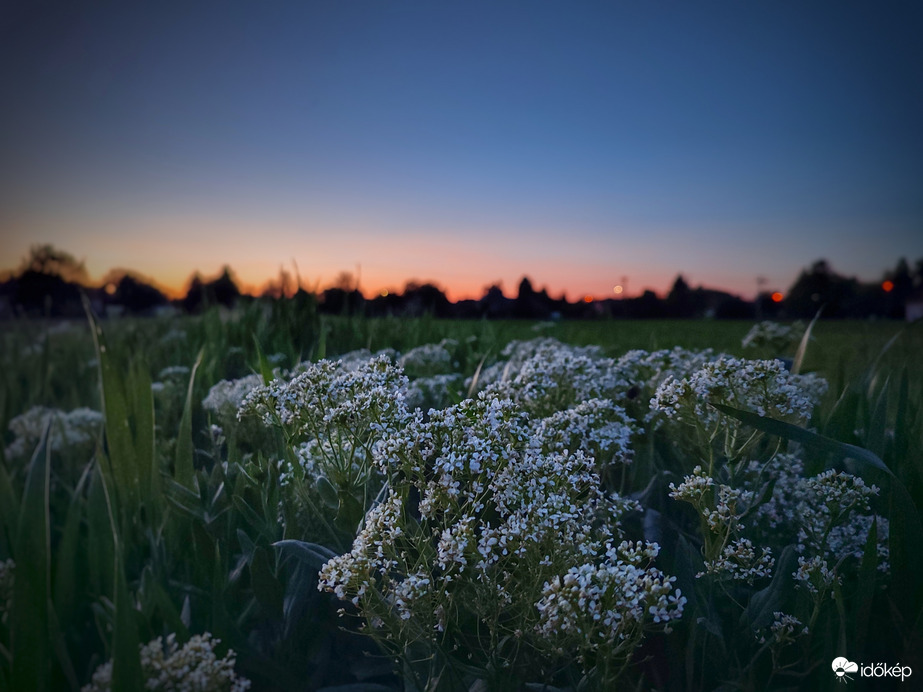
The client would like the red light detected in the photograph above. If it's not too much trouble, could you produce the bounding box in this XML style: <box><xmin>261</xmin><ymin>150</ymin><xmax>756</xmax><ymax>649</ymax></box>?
<box><xmin>583</xmin><ymin>295</ymin><xmax>593</xmax><ymax>303</ymax></box>
<box><xmin>882</xmin><ymin>280</ymin><xmax>894</xmax><ymax>292</ymax></box>
<box><xmin>771</xmin><ymin>292</ymin><xmax>783</xmax><ymax>303</ymax></box>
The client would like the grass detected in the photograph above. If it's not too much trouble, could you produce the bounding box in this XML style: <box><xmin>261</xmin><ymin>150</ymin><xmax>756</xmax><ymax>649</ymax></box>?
<box><xmin>0</xmin><ymin>305</ymin><xmax>920</xmax><ymax>690</ymax></box>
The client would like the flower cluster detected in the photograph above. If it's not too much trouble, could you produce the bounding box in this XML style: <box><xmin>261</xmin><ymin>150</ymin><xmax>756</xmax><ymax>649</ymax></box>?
<box><xmin>613</xmin><ymin>347</ymin><xmax>722</xmax><ymax>421</ymax></box>
<box><xmin>793</xmin><ymin>555</ymin><xmax>840</xmax><ymax>596</ymax></box>
<box><xmin>699</xmin><ymin>538</ymin><xmax>774</xmax><ymax>583</ymax></box>
<box><xmin>202</xmin><ymin>373</ymin><xmax>264</xmax><ymax>424</ymax></box>
<box><xmin>758</xmin><ymin>611</ymin><xmax>808</xmax><ymax>646</ymax></box>
<box><xmin>651</xmin><ymin>356</ymin><xmax>827</xmax><ymax>460</ymax></box>
<box><xmin>468</xmin><ymin>337</ymin><xmax>605</xmax><ymax>393</ymax></box>
<box><xmin>4</xmin><ymin>406</ymin><xmax>103</xmax><ymax>460</ymax></box>
<box><xmin>404</xmin><ymin>372</ymin><xmax>464</xmax><ymax>412</ymax></box>
<box><xmin>793</xmin><ymin>470</ymin><xmax>888</xmax><ymax>577</ymax></box>
<box><xmin>530</xmin><ymin>398</ymin><xmax>636</xmax><ymax>468</ymax></box>
<box><xmin>82</xmin><ymin>633</ymin><xmax>251</xmax><ymax>692</ymax></box>
<box><xmin>240</xmin><ymin>355</ymin><xmax>410</xmax><ymax>489</ymax></box>
<box><xmin>483</xmin><ymin>342</ymin><xmax>626</xmax><ymax>418</ymax></box>
<box><xmin>398</xmin><ymin>339</ymin><xmax>458</xmax><ymax>378</ymax></box>
<box><xmin>670</xmin><ymin>466</ymin><xmax>753</xmax><ymax>535</ymax></box>
<box><xmin>335</xmin><ymin>348</ymin><xmax>399</xmax><ymax>372</ymax></box>
<box><xmin>318</xmin><ymin>392</ymin><xmax>680</xmax><ymax>682</ymax></box>
<box><xmin>158</xmin><ymin>365</ymin><xmax>191</xmax><ymax>382</ymax></box>
<box><xmin>535</xmin><ymin>542</ymin><xmax>686</xmax><ymax>662</ymax></box>
<box><xmin>741</xmin><ymin>321</ymin><xmax>804</xmax><ymax>353</ymax></box>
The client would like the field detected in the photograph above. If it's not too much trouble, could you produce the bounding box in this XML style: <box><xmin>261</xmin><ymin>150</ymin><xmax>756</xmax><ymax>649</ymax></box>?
<box><xmin>1</xmin><ymin>302</ymin><xmax>921</xmax><ymax>691</ymax></box>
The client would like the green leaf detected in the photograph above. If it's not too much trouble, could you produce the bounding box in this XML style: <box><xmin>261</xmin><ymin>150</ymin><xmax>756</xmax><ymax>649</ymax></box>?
<box><xmin>10</xmin><ymin>422</ymin><xmax>52</xmax><ymax>692</ymax></box>
<box><xmin>139</xmin><ymin>566</ymin><xmax>190</xmax><ymax>642</ymax></box>
<box><xmin>792</xmin><ymin>306</ymin><xmax>822</xmax><ymax>374</ymax></box>
<box><xmin>86</xmin><ymin>302</ymin><xmax>138</xmax><ymax>521</ymax></box>
<box><xmin>53</xmin><ymin>462</ymin><xmax>92</xmax><ymax>630</ymax></box>
<box><xmin>110</xmin><ymin>563</ymin><xmax>142</xmax><ymax>692</ymax></box>
<box><xmin>250</xmin><ymin>547</ymin><xmax>284</xmax><ymax>619</ymax></box>
<box><xmin>175</xmin><ymin>349</ymin><xmax>204</xmax><ymax>489</ymax></box>
<box><xmin>130</xmin><ymin>359</ymin><xmax>157</xmax><ymax>513</ymax></box>
<box><xmin>316</xmin><ymin>475</ymin><xmax>339</xmax><ymax>509</ymax></box>
<box><xmin>96</xmin><ymin>452</ymin><xmax>142</xmax><ymax>692</ymax></box>
<box><xmin>252</xmin><ymin>334</ymin><xmax>276</xmax><ymax>384</ymax></box>
<box><xmin>86</xmin><ymin>465</ymin><xmax>115</xmax><ymax>599</ymax></box>
<box><xmin>274</xmin><ymin>540</ymin><xmax>338</xmax><ymax>571</ymax></box>
<box><xmin>865</xmin><ymin>376</ymin><xmax>890</xmax><ymax>458</ymax></box>
<box><xmin>740</xmin><ymin>545</ymin><xmax>796</xmax><ymax>631</ymax></box>
<box><xmin>0</xmin><ymin>459</ymin><xmax>18</xmax><ymax>553</ymax></box>
<box><xmin>853</xmin><ymin>517</ymin><xmax>879</xmax><ymax>657</ymax></box>
<box><xmin>711</xmin><ymin>403</ymin><xmax>893</xmax><ymax>476</ymax></box>
<box><xmin>47</xmin><ymin>600</ymin><xmax>79</xmax><ymax>691</ymax></box>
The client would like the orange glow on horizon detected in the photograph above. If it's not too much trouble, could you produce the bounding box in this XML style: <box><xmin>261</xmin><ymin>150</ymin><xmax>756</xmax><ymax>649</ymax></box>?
<box><xmin>583</xmin><ymin>295</ymin><xmax>594</xmax><ymax>303</ymax></box>
<box><xmin>2</xmin><ymin>233</ymin><xmax>787</xmax><ymax>303</ymax></box>
<box><xmin>771</xmin><ymin>292</ymin><xmax>784</xmax><ymax>303</ymax></box>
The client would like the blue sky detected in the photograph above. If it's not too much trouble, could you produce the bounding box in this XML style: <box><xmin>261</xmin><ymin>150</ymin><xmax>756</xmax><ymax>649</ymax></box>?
<box><xmin>2</xmin><ymin>1</ymin><xmax>921</xmax><ymax>299</ymax></box>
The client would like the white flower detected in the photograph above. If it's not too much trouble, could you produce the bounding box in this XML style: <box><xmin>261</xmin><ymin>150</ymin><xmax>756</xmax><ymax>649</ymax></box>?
<box><xmin>82</xmin><ymin>633</ymin><xmax>250</xmax><ymax>692</ymax></box>
<box><xmin>5</xmin><ymin>406</ymin><xmax>103</xmax><ymax>460</ymax></box>
<box><xmin>699</xmin><ymin>538</ymin><xmax>774</xmax><ymax>583</ymax></box>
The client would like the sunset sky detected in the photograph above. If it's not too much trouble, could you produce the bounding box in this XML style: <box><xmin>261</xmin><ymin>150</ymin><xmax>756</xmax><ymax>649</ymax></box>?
<box><xmin>2</xmin><ymin>1</ymin><xmax>921</xmax><ymax>301</ymax></box>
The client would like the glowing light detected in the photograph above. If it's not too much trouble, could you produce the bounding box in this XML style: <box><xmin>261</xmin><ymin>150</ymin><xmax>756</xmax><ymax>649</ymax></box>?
<box><xmin>771</xmin><ymin>292</ymin><xmax>783</xmax><ymax>303</ymax></box>
<box><xmin>613</xmin><ymin>285</ymin><xmax>623</xmax><ymax>294</ymax></box>
<box><xmin>583</xmin><ymin>295</ymin><xmax>594</xmax><ymax>303</ymax></box>
<box><xmin>882</xmin><ymin>280</ymin><xmax>894</xmax><ymax>292</ymax></box>
<box><xmin>380</xmin><ymin>290</ymin><xmax>389</xmax><ymax>297</ymax></box>
<box><xmin>105</xmin><ymin>283</ymin><xmax>117</xmax><ymax>295</ymax></box>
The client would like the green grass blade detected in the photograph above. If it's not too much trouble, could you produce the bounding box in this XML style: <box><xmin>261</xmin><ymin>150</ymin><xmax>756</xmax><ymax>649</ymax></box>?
<box><xmin>84</xmin><ymin>295</ymin><xmax>138</xmax><ymax>520</ymax></box>
<box><xmin>711</xmin><ymin>403</ymin><xmax>893</xmax><ymax>476</ymax></box>
<box><xmin>175</xmin><ymin>348</ymin><xmax>204</xmax><ymax>489</ymax></box>
<box><xmin>130</xmin><ymin>359</ymin><xmax>157</xmax><ymax>513</ymax></box>
<box><xmin>866</xmin><ymin>376</ymin><xmax>890</xmax><ymax>458</ymax></box>
<box><xmin>0</xmin><ymin>459</ymin><xmax>18</xmax><ymax>554</ymax></box>
<box><xmin>792</xmin><ymin>306</ymin><xmax>822</xmax><ymax>374</ymax></box>
<box><xmin>52</xmin><ymin>462</ymin><xmax>92</xmax><ymax>633</ymax></box>
<box><xmin>10</xmin><ymin>421</ymin><xmax>52</xmax><ymax>692</ymax></box>
<box><xmin>86</xmin><ymin>463</ymin><xmax>115</xmax><ymax>599</ymax></box>
<box><xmin>97</xmin><ymin>456</ymin><xmax>143</xmax><ymax>692</ymax></box>
<box><xmin>852</xmin><ymin>517</ymin><xmax>878</xmax><ymax>657</ymax></box>
<box><xmin>252</xmin><ymin>334</ymin><xmax>275</xmax><ymax>384</ymax></box>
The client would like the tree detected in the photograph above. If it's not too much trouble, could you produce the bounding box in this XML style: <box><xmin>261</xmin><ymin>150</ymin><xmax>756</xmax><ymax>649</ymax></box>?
<box><xmin>105</xmin><ymin>272</ymin><xmax>168</xmax><ymax>314</ymax></box>
<box><xmin>11</xmin><ymin>244</ymin><xmax>87</xmax><ymax>316</ymax></box>
<box><xmin>18</xmin><ymin>244</ymin><xmax>89</xmax><ymax>284</ymax></box>
<box><xmin>785</xmin><ymin>260</ymin><xmax>859</xmax><ymax>318</ymax></box>
<box><xmin>665</xmin><ymin>275</ymin><xmax>695</xmax><ymax>317</ymax></box>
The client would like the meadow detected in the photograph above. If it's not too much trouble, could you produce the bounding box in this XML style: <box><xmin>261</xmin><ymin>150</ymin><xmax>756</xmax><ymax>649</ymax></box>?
<box><xmin>1</xmin><ymin>299</ymin><xmax>920</xmax><ymax>691</ymax></box>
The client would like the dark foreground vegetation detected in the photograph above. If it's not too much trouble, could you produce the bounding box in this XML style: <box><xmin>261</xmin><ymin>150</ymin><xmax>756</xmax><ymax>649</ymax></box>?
<box><xmin>1</xmin><ymin>297</ymin><xmax>921</xmax><ymax>690</ymax></box>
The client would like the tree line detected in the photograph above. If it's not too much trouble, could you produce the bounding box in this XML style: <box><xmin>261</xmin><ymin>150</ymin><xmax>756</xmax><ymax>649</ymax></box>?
<box><xmin>1</xmin><ymin>244</ymin><xmax>920</xmax><ymax>320</ymax></box>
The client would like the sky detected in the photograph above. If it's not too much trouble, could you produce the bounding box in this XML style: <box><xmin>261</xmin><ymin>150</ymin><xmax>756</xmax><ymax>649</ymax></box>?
<box><xmin>2</xmin><ymin>0</ymin><xmax>921</xmax><ymax>301</ymax></box>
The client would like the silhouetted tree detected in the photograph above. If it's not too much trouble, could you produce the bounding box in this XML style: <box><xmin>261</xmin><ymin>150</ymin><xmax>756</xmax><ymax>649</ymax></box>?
<box><xmin>665</xmin><ymin>275</ymin><xmax>695</xmax><ymax>317</ymax></box>
<box><xmin>18</xmin><ymin>244</ymin><xmax>89</xmax><ymax>284</ymax></box>
<box><xmin>181</xmin><ymin>267</ymin><xmax>241</xmax><ymax>312</ymax></box>
<box><xmin>10</xmin><ymin>244</ymin><xmax>87</xmax><ymax>316</ymax></box>
<box><xmin>402</xmin><ymin>282</ymin><xmax>451</xmax><ymax>317</ymax></box>
<box><xmin>110</xmin><ymin>273</ymin><xmax>168</xmax><ymax>314</ymax></box>
<box><xmin>785</xmin><ymin>260</ymin><xmax>859</xmax><ymax>318</ymax></box>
